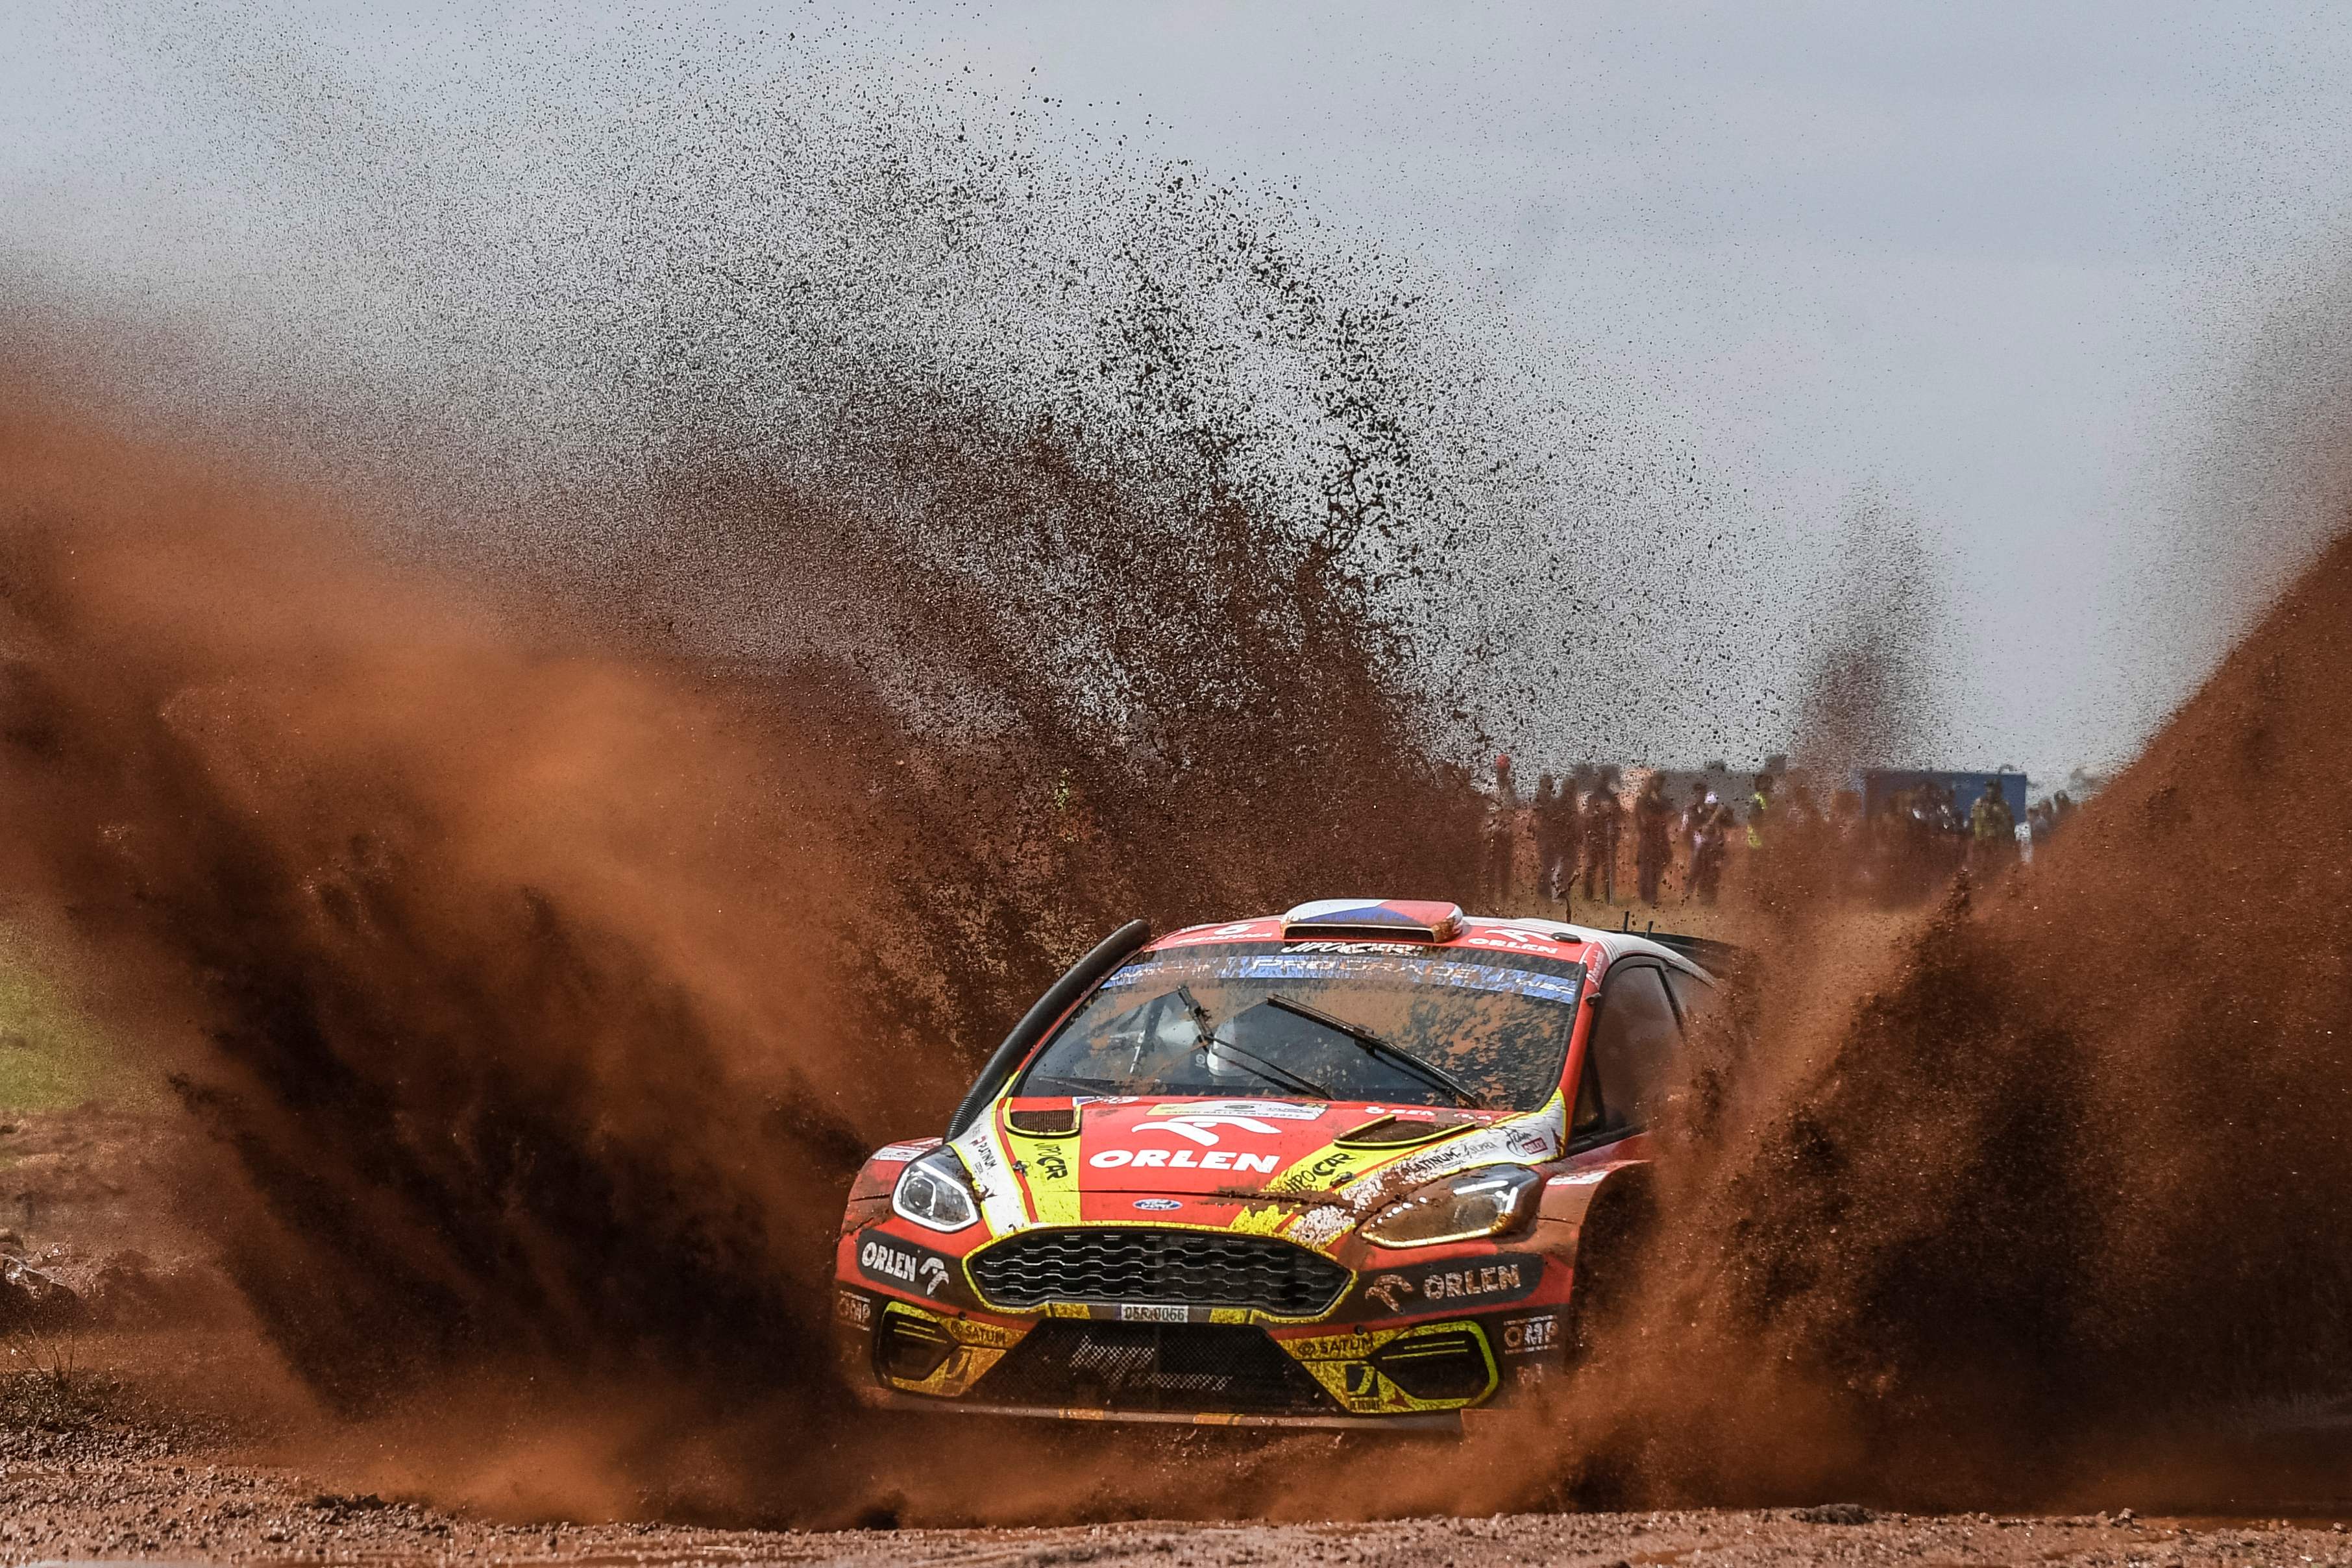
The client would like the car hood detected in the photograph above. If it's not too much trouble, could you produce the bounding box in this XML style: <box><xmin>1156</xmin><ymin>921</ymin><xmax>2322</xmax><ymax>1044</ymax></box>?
<box><xmin>950</xmin><ymin>1095</ymin><xmax>1566</xmax><ymax>1247</ymax></box>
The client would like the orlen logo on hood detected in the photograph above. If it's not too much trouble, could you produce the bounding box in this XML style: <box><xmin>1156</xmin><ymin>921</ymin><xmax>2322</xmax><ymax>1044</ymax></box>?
<box><xmin>1088</xmin><ymin>1114</ymin><xmax>1284</xmax><ymax>1174</ymax></box>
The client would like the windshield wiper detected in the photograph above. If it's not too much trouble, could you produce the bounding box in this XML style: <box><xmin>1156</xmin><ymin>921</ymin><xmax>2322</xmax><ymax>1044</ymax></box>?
<box><xmin>1178</xmin><ymin>985</ymin><xmax>1338</xmax><ymax>1101</ymax></box>
<box><xmin>1260</xmin><ymin>993</ymin><xmax>1484</xmax><ymax>1108</ymax></box>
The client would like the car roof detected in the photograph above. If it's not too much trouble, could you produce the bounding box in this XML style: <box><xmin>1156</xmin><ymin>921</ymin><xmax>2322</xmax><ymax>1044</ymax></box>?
<box><xmin>1147</xmin><ymin>905</ymin><xmax>1719</xmax><ymax>984</ymax></box>
<box><xmin>1462</xmin><ymin>915</ymin><xmax>1719</xmax><ymax>982</ymax></box>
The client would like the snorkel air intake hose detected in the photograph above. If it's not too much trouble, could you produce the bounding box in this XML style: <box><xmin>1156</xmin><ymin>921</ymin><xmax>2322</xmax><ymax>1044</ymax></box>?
<box><xmin>945</xmin><ymin>918</ymin><xmax>1152</xmax><ymax>1141</ymax></box>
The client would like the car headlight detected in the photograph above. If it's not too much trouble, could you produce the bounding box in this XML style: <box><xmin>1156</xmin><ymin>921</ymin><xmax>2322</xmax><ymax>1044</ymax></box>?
<box><xmin>1359</xmin><ymin>1164</ymin><xmax>1541</xmax><ymax>1249</ymax></box>
<box><xmin>891</xmin><ymin>1147</ymin><xmax>981</xmax><ymax>1233</ymax></box>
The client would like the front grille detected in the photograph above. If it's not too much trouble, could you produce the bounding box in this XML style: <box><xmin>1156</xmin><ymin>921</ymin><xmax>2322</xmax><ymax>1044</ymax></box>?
<box><xmin>977</xmin><ymin>1321</ymin><xmax>1334</xmax><ymax>1414</ymax></box>
<box><xmin>968</xmin><ymin>1228</ymin><xmax>1351</xmax><ymax>1317</ymax></box>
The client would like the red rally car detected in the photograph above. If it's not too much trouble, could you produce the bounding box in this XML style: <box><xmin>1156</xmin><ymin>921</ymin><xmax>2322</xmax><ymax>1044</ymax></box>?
<box><xmin>833</xmin><ymin>898</ymin><xmax>1721</xmax><ymax>1430</ymax></box>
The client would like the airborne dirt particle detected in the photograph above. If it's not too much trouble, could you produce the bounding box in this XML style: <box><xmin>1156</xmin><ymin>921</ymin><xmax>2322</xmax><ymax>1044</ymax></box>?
<box><xmin>8</xmin><ymin>6</ymin><xmax>2352</xmax><ymax>1540</ymax></box>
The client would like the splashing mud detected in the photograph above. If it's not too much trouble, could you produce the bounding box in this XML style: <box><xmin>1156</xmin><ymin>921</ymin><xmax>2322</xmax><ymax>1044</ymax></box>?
<box><xmin>0</xmin><ymin>302</ymin><xmax>1486</xmax><ymax>1521</ymax></box>
<box><xmin>1542</xmin><ymin>527</ymin><xmax>2352</xmax><ymax>1515</ymax></box>
<box><xmin>10</xmin><ymin>6</ymin><xmax>2352</xmax><ymax>1536</ymax></box>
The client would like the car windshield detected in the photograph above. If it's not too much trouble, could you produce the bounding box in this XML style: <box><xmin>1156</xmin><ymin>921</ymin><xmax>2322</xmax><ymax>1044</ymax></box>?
<box><xmin>1015</xmin><ymin>944</ymin><xmax>1585</xmax><ymax>1112</ymax></box>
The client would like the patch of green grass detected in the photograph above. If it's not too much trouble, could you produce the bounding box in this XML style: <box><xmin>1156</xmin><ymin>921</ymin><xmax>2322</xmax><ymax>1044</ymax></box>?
<box><xmin>0</xmin><ymin>939</ymin><xmax>112</xmax><ymax>1115</ymax></box>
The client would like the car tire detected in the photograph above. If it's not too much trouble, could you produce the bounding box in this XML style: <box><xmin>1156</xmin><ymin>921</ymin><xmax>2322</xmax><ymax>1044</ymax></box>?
<box><xmin>1564</xmin><ymin>1168</ymin><xmax>1656</xmax><ymax>1365</ymax></box>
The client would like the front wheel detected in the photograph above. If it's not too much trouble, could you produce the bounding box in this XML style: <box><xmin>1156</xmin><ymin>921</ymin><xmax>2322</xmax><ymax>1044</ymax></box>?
<box><xmin>1563</xmin><ymin>1171</ymin><xmax>1656</xmax><ymax>1365</ymax></box>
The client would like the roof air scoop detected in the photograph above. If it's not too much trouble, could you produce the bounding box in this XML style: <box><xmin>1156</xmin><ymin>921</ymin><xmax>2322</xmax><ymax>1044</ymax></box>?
<box><xmin>1279</xmin><ymin>899</ymin><xmax>1465</xmax><ymax>943</ymax></box>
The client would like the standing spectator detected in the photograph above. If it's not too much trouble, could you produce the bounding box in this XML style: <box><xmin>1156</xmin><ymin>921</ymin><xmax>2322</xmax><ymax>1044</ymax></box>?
<box><xmin>1687</xmin><ymin>787</ymin><xmax>1730</xmax><ymax>903</ymax></box>
<box><xmin>1633</xmin><ymin>773</ymin><xmax>1674</xmax><ymax>907</ymax></box>
<box><xmin>1581</xmin><ymin>769</ymin><xmax>1624</xmax><ymax>906</ymax></box>
<box><xmin>1531</xmin><ymin>774</ymin><xmax>1558</xmax><ymax>898</ymax></box>
<box><xmin>1970</xmin><ymin>781</ymin><xmax>2017</xmax><ymax>873</ymax></box>
<box><xmin>1554</xmin><ymin>771</ymin><xmax>1585</xmax><ymax>904</ymax></box>
<box><xmin>1746</xmin><ymin>770</ymin><xmax>1775</xmax><ymax>851</ymax></box>
<box><xmin>1531</xmin><ymin>773</ymin><xmax>1580</xmax><ymax>904</ymax></box>
<box><xmin>1484</xmin><ymin>754</ymin><xmax>1521</xmax><ymax>907</ymax></box>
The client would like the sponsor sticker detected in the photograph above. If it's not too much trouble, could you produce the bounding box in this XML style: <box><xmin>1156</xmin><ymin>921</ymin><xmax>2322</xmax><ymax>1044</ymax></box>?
<box><xmin>1137</xmin><ymin>1114</ymin><xmax>1286</xmax><ymax>1143</ymax></box>
<box><xmin>1417</xmin><ymin>1257</ymin><xmax>1540</xmax><ymax>1306</ymax></box>
<box><xmin>1284</xmin><ymin>940</ymin><xmax>1424</xmax><ymax>955</ymax></box>
<box><xmin>1096</xmin><ymin>953</ymin><xmax>1584</xmax><ymax>1006</ymax></box>
<box><xmin>1287</xmin><ymin>1148</ymin><xmax>1358</xmax><ymax>1186</ymax></box>
<box><xmin>1504</xmin><ymin>1125</ymin><xmax>1554</xmax><ymax>1160</ymax></box>
<box><xmin>1090</xmin><ymin>1112</ymin><xmax>1290</xmax><ymax>1173</ymax></box>
<box><xmin>1500</xmin><ymin>1312</ymin><xmax>1559</xmax><ymax>1355</ymax></box>
<box><xmin>1153</xmin><ymin>920</ymin><xmax>1278</xmax><ymax>948</ymax></box>
<box><xmin>1361</xmin><ymin>1254</ymin><xmax>1544</xmax><ymax>1314</ymax></box>
<box><xmin>1146</xmin><ymin>1100</ymin><xmax>1326</xmax><ymax>1121</ymax></box>
<box><xmin>1459</xmin><ymin>925</ymin><xmax>1565</xmax><ymax>949</ymax></box>
<box><xmin>1088</xmin><ymin>1148</ymin><xmax>1280</xmax><ymax>1173</ymax></box>
<box><xmin>870</xmin><ymin>1140</ymin><xmax>935</xmax><ymax>1164</ymax></box>
<box><xmin>1132</xmin><ymin>1198</ymin><xmax>1182</xmax><ymax>1211</ymax></box>
<box><xmin>856</xmin><ymin>1234</ymin><xmax>958</xmax><ymax>1300</ymax></box>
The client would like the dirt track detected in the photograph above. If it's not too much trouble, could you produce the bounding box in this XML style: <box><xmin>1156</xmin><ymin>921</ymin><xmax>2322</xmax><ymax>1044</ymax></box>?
<box><xmin>10</xmin><ymin>1428</ymin><xmax>2351</xmax><ymax>1568</ymax></box>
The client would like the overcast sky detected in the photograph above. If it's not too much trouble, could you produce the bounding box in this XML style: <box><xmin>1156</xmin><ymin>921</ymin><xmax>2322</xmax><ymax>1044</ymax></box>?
<box><xmin>12</xmin><ymin>2</ymin><xmax>2352</xmax><ymax>781</ymax></box>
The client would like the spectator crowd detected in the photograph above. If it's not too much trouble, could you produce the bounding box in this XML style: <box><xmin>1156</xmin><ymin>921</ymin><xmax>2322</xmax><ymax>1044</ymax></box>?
<box><xmin>1475</xmin><ymin>755</ymin><xmax>2081</xmax><ymax>917</ymax></box>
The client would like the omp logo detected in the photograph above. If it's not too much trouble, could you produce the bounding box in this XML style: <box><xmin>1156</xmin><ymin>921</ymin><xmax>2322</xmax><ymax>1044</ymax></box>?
<box><xmin>859</xmin><ymin>1237</ymin><xmax>951</xmax><ymax>1297</ymax></box>
<box><xmin>1501</xmin><ymin>1314</ymin><xmax>1558</xmax><ymax>1354</ymax></box>
<box><xmin>1089</xmin><ymin>1115</ymin><xmax>1285</xmax><ymax>1173</ymax></box>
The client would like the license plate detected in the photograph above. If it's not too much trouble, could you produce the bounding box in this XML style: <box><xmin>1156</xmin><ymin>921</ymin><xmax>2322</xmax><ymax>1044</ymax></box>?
<box><xmin>1118</xmin><ymin>1304</ymin><xmax>1190</xmax><ymax>1323</ymax></box>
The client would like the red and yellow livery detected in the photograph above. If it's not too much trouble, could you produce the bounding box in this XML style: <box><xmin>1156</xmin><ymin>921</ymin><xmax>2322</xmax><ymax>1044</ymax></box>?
<box><xmin>833</xmin><ymin>900</ymin><xmax>1718</xmax><ymax>1430</ymax></box>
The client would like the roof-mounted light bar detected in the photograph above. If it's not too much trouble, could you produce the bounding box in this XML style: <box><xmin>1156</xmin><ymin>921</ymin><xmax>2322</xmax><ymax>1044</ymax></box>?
<box><xmin>1279</xmin><ymin>899</ymin><xmax>1465</xmax><ymax>944</ymax></box>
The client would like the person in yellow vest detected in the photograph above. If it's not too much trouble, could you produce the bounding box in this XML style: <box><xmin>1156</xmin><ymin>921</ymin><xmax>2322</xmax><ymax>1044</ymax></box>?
<box><xmin>1747</xmin><ymin>770</ymin><xmax>1774</xmax><ymax>851</ymax></box>
<box><xmin>1970</xmin><ymin>780</ymin><xmax>2016</xmax><ymax>873</ymax></box>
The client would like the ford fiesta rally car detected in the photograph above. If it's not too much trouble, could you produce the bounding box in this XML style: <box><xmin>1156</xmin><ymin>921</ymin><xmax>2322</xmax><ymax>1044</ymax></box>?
<box><xmin>833</xmin><ymin>898</ymin><xmax>1721</xmax><ymax>1430</ymax></box>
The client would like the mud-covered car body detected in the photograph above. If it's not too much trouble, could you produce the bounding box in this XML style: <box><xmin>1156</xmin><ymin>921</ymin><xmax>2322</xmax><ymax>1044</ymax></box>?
<box><xmin>833</xmin><ymin>899</ymin><xmax>1717</xmax><ymax>1430</ymax></box>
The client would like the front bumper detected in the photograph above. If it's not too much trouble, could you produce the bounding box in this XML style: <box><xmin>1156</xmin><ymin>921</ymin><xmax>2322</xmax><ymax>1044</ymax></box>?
<box><xmin>833</xmin><ymin>1223</ymin><xmax>1574</xmax><ymax>1427</ymax></box>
